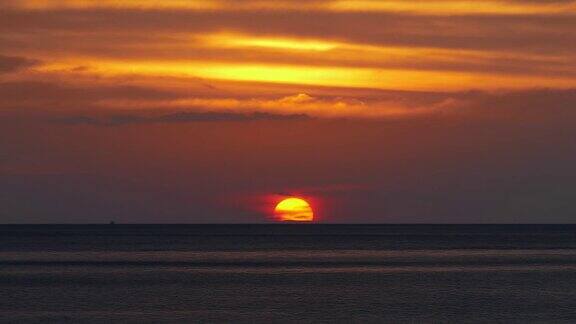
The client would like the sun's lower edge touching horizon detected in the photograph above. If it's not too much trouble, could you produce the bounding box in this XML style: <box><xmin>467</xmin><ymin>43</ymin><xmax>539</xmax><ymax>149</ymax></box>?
<box><xmin>274</xmin><ymin>197</ymin><xmax>314</xmax><ymax>222</ymax></box>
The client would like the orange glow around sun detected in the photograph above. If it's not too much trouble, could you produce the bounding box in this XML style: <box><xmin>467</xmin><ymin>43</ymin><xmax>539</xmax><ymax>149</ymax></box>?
<box><xmin>274</xmin><ymin>197</ymin><xmax>314</xmax><ymax>222</ymax></box>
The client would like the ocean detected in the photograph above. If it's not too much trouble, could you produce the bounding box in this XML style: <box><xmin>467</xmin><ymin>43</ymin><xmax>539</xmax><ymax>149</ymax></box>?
<box><xmin>2</xmin><ymin>224</ymin><xmax>576</xmax><ymax>323</ymax></box>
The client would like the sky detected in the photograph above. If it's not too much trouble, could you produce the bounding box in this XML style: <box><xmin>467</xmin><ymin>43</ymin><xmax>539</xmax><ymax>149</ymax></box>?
<box><xmin>1</xmin><ymin>0</ymin><xmax>576</xmax><ymax>223</ymax></box>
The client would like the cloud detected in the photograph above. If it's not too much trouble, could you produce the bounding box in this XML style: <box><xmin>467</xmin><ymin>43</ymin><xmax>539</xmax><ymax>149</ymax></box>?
<box><xmin>2</xmin><ymin>9</ymin><xmax>575</xmax><ymax>55</ymax></box>
<box><xmin>241</xmin><ymin>89</ymin><xmax>576</xmax><ymax>120</ymax></box>
<box><xmin>3</xmin><ymin>0</ymin><xmax>576</xmax><ymax>14</ymax></box>
<box><xmin>55</xmin><ymin>111</ymin><xmax>311</xmax><ymax>126</ymax></box>
<box><xmin>0</xmin><ymin>54</ymin><xmax>39</xmax><ymax>73</ymax></box>
<box><xmin>0</xmin><ymin>81</ymin><xmax>177</xmax><ymax>101</ymax></box>
<box><xmin>158</xmin><ymin>111</ymin><xmax>310</xmax><ymax>122</ymax></box>
<box><xmin>434</xmin><ymin>89</ymin><xmax>576</xmax><ymax>121</ymax></box>
<box><xmin>1</xmin><ymin>3</ymin><xmax>574</xmax><ymax>93</ymax></box>
<box><xmin>0</xmin><ymin>81</ymin><xmax>186</xmax><ymax>113</ymax></box>
<box><xmin>2</xmin><ymin>76</ymin><xmax>576</xmax><ymax>122</ymax></box>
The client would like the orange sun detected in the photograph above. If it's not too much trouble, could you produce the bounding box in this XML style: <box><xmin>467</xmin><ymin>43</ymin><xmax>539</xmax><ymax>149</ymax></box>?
<box><xmin>274</xmin><ymin>197</ymin><xmax>314</xmax><ymax>222</ymax></box>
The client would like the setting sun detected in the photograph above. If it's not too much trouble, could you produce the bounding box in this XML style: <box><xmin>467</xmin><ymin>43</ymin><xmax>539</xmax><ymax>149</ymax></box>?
<box><xmin>274</xmin><ymin>198</ymin><xmax>314</xmax><ymax>222</ymax></box>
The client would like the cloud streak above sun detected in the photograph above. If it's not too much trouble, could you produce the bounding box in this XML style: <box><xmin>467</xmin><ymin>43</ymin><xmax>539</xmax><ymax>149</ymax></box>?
<box><xmin>1</xmin><ymin>0</ymin><xmax>576</xmax><ymax>119</ymax></box>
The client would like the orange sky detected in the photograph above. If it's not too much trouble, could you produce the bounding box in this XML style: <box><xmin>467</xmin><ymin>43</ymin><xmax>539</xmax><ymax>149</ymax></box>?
<box><xmin>2</xmin><ymin>1</ymin><xmax>576</xmax><ymax>223</ymax></box>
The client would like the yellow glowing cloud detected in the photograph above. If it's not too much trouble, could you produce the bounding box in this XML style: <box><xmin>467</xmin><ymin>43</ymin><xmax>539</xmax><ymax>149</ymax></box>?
<box><xmin>38</xmin><ymin>59</ymin><xmax>576</xmax><ymax>92</ymax></box>
<box><xmin>198</xmin><ymin>32</ymin><xmax>466</xmax><ymax>57</ymax></box>
<box><xmin>195</xmin><ymin>32</ymin><xmax>540</xmax><ymax>72</ymax></box>
<box><xmin>202</xmin><ymin>33</ymin><xmax>339</xmax><ymax>52</ymax></box>
<box><xmin>7</xmin><ymin>0</ymin><xmax>219</xmax><ymax>10</ymax></box>
<box><xmin>329</xmin><ymin>0</ymin><xmax>576</xmax><ymax>15</ymax></box>
<box><xmin>9</xmin><ymin>0</ymin><xmax>575</xmax><ymax>14</ymax></box>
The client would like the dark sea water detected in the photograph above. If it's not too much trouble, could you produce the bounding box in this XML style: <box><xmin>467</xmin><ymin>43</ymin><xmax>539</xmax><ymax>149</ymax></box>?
<box><xmin>2</xmin><ymin>225</ymin><xmax>576</xmax><ymax>323</ymax></box>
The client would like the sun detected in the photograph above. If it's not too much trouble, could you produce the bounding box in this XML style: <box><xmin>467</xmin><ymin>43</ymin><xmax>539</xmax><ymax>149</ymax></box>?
<box><xmin>274</xmin><ymin>197</ymin><xmax>314</xmax><ymax>222</ymax></box>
